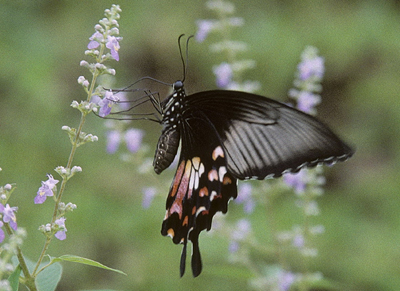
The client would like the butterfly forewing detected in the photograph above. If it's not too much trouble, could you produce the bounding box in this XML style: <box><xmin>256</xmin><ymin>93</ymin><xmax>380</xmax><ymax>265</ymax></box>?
<box><xmin>186</xmin><ymin>90</ymin><xmax>354</xmax><ymax>179</ymax></box>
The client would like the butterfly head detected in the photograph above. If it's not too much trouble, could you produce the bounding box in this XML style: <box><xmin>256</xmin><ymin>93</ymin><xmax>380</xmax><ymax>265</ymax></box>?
<box><xmin>173</xmin><ymin>80</ymin><xmax>184</xmax><ymax>91</ymax></box>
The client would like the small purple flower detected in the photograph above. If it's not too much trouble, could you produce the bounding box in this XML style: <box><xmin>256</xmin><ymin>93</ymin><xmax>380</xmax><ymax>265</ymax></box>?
<box><xmin>0</xmin><ymin>221</ymin><xmax>4</xmax><ymax>243</ymax></box>
<box><xmin>35</xmin><ymin>174</ymin><xmax>59</xmax><ymax>204</ymax></box>
<box><xmin>106</xmin><ymin>130</ymin><xmax>121</xmax><ymax>154</ymax></box>
<box><xmin>90</xmin><ymin>95</ymin><xmax>102</xmax><ymax>105</ymax></box>
<box><xmin>293</xmin><ymin>233</ymin><xmax>305</xmax><ymax>248</ymax></box>
<box><xmin>99</xmin><ymin>91</ymin><xmax>119</xmax><ymax>117</ymax></box>
<box><xmin>298</xmin><ymin>55</ymin><xmax>324</xmax><ymax>81</ymax></box>
<box><xmin>229</xmin><ymin>219</ymin><xmax>251</xmax><ymax>253</ymax></box>
<box><xmin>278</xmin><ymin>270</ymin><xmax>296</xmax><ymax>291</ymax></box>
<box><xmin>116</xmin><ymin>91</ymin><xmax>130</xmax><ymax>111</ymax></box>
<box><xmin>87</xmin><ymin>31</ymin><xmax>103</xmax><ymax>49</ymax></box>
<box><xmin>0</xmin><ymin>204</ymin><xmax>18</xmax><ymax>230</ymax></box>
<box><xmin>236</xmin><ymin>183</ymin><xmax>255</xmax><ymax>214</ymax></box>
<box><xmin>142</xmin><ymin>187</ymin><xmax>157</xmax><ymax>209</ymax></box>
<box><xmin>106</xmin><ymin>36</ymin><xmax>120</xmax><ymax>61</ymax></box>
<box><xmin>54</xmin><ymin>217</ymin><xmax>67</xmax><ymax>240</ymax></box>
<box><xmin>296</xmin><ymin>91</ymin><xmax>320</xmax><ymax>114</ymax></box>
<box><xmin>125</xmin><ymin>128</ymin><xmax>143</xmax><ymax>153</ymax></box>
<box><xmin>228</xmin><ymin>241</ymin><xmax>239</xmax><ymax>253</ymax></box>
<box><xmin>195</xmin><ymin>20</ymin><xmax>215</xmax><ymax>42</ymax></box>
<box><xmin>283</xmin><ymin>170</ymin><xmax>307</xmax><ymax>195</ymax></box>
<box><xmin>213</xmin><ymin>62</ymin><xmax>233</xmax><ymax>88</ymax></box>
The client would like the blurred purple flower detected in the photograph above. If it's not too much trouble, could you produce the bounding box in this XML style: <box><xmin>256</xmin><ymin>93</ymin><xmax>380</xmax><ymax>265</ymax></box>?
<box><xmin>106</xmin><ymin>36</ymin><xmax>120</xmax><ymax>61</ymax></box>
<box><xmin>55</xmin><ymin>217</ymin><xmax>67</xmax><ymax>240</ymax></box>
<box><xmin>283</xmin><ymin>170</ymin><xmax>307</xmax><ymax>195</ymax></box>
<box><xmin>229</xmin><ymin>219</ymin><xmax>251</xmax><ymax>253</ymax></box>
<box><xmin>298</xmin><ymin>55</ymin><xmax>324</xmax><ymax>80</ymax></box>
<box><xmin>99</xmin><ymin>91</ymin><xmax>119</xmax><ymax>117</ymax></box>
<box><xmin>236</xmin><ymin>183</ymin><xmax>255</xmax><ymax>213</ymax></box>
<box><xmin>0</xmin><ymin>204</ymin><xmax>18</xmax><ymax>230</ymax></box>
<box><xmin>296</xmin><ymin>91</ymin><xmax>320</xmax><ymax>114</ymax></box>
<box><xmin>90</xmin><ymin>94</ymin><xmax>102</xmax><ymax>105</ymax></box>
<box><xmin>213</xmin><ymin>62</ymin><xmax>233</xmax><ymax>88</ymax></box>
<box><xmin>293</xmin><ymin>233</ymin><xmax>305</xmax><ymax>248</ymax></box>
<box><xmin>35</xmin><ymin>174</ymin><xmax>59</xmax><ymax>204</ymax></box>
<box><xmin>87</xmin><ymin>31</ymin><xmax>103</xmax><ymax>49</ymax></box>
<box><xmin>106</xmin><ymin>130</ymin><xmax>121</xmax><ymax>154</ymax></box>
<box><xmin>228</xmin><ymin>241</ymin><xmax>239</xmax><ymax>253</ymax></box>
<box><xmin>0</xmin><ymin>221</ymin><xmax>4</xmax><ymax>243</ymax></box>
<box><xmin>278</xmin><ymin>270</ymin><xmax>296</xmax><ymax>291</ymax></box>
<box><xmin>125</xmin><ymin>128</ymin><xmax>143</xmax><ymax>153</ymax></box>
<box><xmin>142</xmin><ymin>187</ymin><xmax>157</xmax><ymax>209</ymax></box>
<box><xmin>195</xmin><ymin>20</ymin><xmax>215</xmax><ymax>42</ymax></box>
<box><xmin>116</xmin><ymin>91</ymin><xmax>130</xmax><ymax>111</ymax></box>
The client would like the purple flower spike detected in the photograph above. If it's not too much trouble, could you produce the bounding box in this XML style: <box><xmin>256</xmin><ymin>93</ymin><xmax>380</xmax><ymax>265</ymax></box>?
<box><xmin>0</xmin><ymin>204</ymin><xmax>18</xmax><ymax>230</ymax></box>
<box><xmin>55</xmin><ymin>217</ymin><xmax>67</xmax><ymax>240</ymax></box>
<box><xmin>106</xmin><ymin>36</ymin><xmax>120</xmax><ymax>61</ymax></box>
<box><xmin>298</xmin><ymin>54</ymin><xmax>324</xmax><ymax>81</ymax></box>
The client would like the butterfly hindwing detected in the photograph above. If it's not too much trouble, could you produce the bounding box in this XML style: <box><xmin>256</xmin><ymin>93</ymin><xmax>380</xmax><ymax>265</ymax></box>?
<box><xmin>160</xmin><ymin>114</ymin><xmax>237</xmax><ymax>277</ymax></box>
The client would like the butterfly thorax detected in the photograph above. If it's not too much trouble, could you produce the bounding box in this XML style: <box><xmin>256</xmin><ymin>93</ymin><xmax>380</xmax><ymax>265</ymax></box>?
<box><xmin>153</xmin><ymin>81</ymin><xmax>185</xmax><ymax>174</ymax></box>
<box><xmin>161</xmin><ymin>81</ymin><xmax>185</xmax><ymax>126</ymax></box>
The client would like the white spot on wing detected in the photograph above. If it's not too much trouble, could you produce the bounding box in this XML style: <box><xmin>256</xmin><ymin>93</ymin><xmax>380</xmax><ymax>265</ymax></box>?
<box><xmin>195</xmin><ymin>206</ymin><xmax>206</xmax><ymax>217</ymax></box>
<box><xmin>212</xmin><ymin>146</ymin><xmax>224</xmax><ymax>160</ymax></box>
<box><xmin>218</xmin><ymin>166</ymin><xmax>227</xmax><ymax>182</ymax></box>
<box><xmin>199</xmin><ymin>163</ymin><xmax>205</xmax><ymax>177</ymax></box>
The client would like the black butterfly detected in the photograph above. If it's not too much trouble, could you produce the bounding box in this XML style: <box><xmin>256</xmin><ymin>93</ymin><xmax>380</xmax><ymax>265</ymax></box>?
<box><xmin>151</xmin><ymin>80</ymin><xmax>354</xmax><ymax>277</ymax></box>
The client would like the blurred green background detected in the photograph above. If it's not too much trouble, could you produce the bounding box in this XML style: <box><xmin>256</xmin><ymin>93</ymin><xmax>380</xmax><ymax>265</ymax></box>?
<box><xmin>1</xmin><ymin>0</ymin><xmax>400</xmax><ymax>290</ymax></box>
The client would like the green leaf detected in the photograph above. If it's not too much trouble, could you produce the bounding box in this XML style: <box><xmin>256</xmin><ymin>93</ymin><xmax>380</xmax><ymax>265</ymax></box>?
<box><xmin>51</xmin><ymin>255</ymin><xmax>126</xmax><ymax>276</ymax></box>
<box><xmin>11</xmin><ymin>256</ymin><xmax>63</xmax><ymax>291</ymax></box>
<box><xmin>36</xmin><ymin>262</ymin><xmax>62</xmax><ymax>291</ymax></box>
<box><xmin>8</xmin><ymin>264</ymin><xmax>21</xmax><ymax>291</ymax></box>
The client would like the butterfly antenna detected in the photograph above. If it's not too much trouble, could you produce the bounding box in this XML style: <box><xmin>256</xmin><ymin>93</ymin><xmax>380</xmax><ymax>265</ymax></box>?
<box><xmin>178</xmin><ymin>34</ymin><xmax>186</xmax><ymax>82</ymax></box>
<box><xmin>117</xmin><ymin>76</ymin><xmax>171</xmax><ymax>92</ymax></box>
<box><xmin>178</xmin><ymin>34</ymin><xmax>193</xmax><ymax>83</ymax></box>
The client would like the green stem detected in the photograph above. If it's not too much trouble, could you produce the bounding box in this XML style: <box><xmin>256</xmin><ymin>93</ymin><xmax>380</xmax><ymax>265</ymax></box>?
<box><xmin>3</xmin><ymin>223</ymin><xmax>37</xmax><ymax>291</ymax></box>
<box><xmin>32</xmin><ymin>60</ymin><xmax>101</xmax><ymax>276</ymax></box>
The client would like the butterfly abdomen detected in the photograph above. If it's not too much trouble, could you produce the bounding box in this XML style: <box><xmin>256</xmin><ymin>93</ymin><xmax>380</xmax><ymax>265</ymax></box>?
<box><xmin>153</xmin><ymin>83</ymin><xmax>186</xmax><ymax>175</ymax></box>
<box><xmin>153</xmin><ymin>127</ymin><xmax>180</xmax><ymax>174</ymax></box>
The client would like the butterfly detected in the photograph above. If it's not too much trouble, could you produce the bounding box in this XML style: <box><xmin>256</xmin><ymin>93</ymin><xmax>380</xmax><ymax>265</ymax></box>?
<box><xmin>151</xmin><ymin>79</ymin><xmax>354</xmax><ymax>277</ymax></box>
